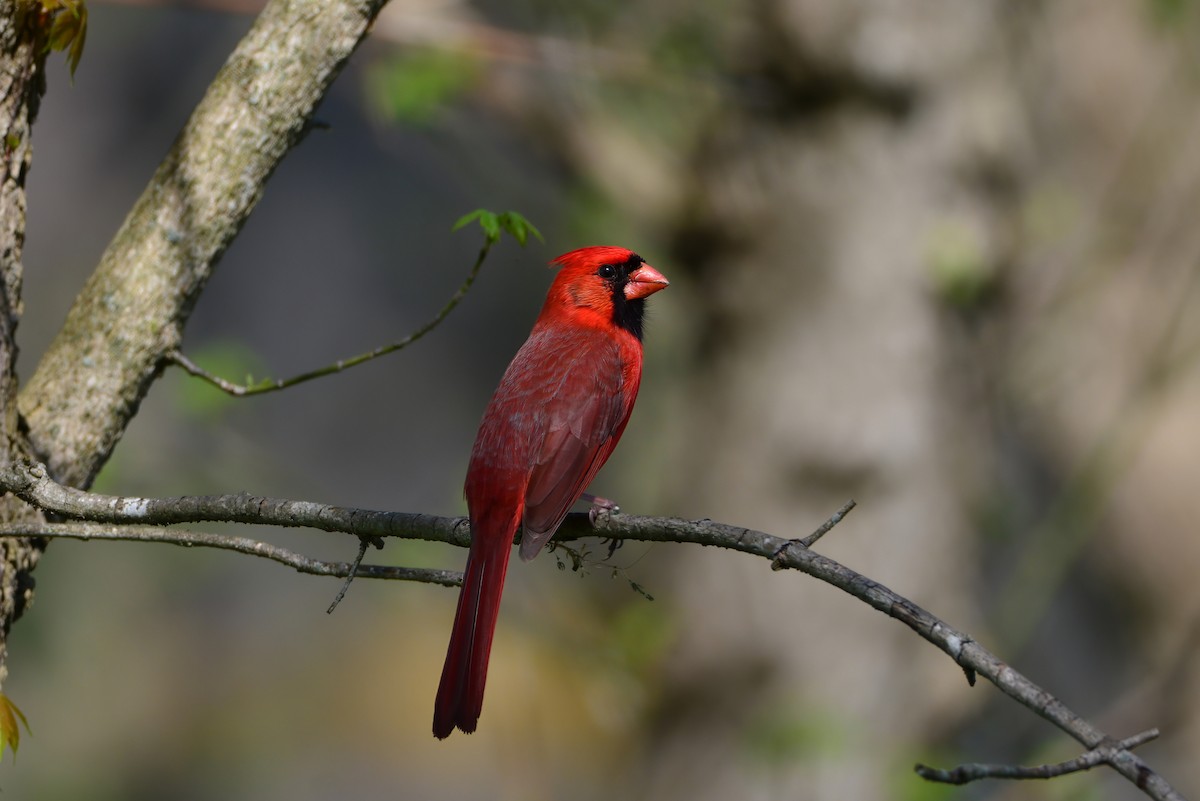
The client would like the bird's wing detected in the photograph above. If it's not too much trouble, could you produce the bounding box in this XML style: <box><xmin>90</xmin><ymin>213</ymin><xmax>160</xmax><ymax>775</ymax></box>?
<box><xmin>519</xmin><ymin>335</ymin><xmax>632</xmax><ymax>560</ymax></box>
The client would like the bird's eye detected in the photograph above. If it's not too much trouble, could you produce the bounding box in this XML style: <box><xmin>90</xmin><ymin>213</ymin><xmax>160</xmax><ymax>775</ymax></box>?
<box><xmin>598</xmin><ymin>264</ymin><xmax>617</xmax><ymax>279</ymax></box>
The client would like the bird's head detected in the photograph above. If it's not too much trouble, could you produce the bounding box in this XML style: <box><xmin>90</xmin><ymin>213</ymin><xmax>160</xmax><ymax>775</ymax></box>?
<box><xmin>545</xmin><ymin>246</ymin><xmax>669</xmax><ymax>340</ymax></box>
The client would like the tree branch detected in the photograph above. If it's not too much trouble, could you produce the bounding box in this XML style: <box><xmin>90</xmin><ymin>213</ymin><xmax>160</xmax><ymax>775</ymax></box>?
<box><xmin>772</xmin><ymin>499</ymin><xmax>856</xmax><ymax>558</ymax></box>
<box><xmin>0</xmin><ymin>461</ymin><xmax>469</xmax><ymax>543</ymax></box>
<box><xmin>17</xmin><ymin>0</ymin><xmax>390</xmax><ymax>489</ymax></box>
<box><xmin>0</xmin><ymin>520</ymin><xmax>459</xmax><ymax>587</ymax></box>
<box><xmin>326</xmin><ymin>534</ymin><xmax>385</xmax><ymax>612</ymax></box>
<box><xmin>165</xmin><ymin>234</ymin><xmax>496</xmax><ymax>397</ymax></box>
<box><xmin>0</xmin><ymin>460</ymin><xmax>1185</xmax><ymax>800</ymax></box>
<box><xmin>915</xmin><ymin>729</ymin><xmax>1161</xmax><ymax>785</ymax></box>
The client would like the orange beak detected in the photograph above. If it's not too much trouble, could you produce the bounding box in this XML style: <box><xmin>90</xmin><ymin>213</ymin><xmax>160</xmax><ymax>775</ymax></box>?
<box><xmin>624</xmin><ymin>263</ymin><xmax>670</xmax><ymax>300</ymax></box>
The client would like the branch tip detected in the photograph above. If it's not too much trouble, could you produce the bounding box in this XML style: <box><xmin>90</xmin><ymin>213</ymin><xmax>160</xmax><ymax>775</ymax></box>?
<box><xmin>916</xmin><ymin>729</ymin><xmax>1166</xmax><ymax>787</ymax></box>
<box><xmin>327</xmin><ymin>535</ymin><xmax>378</xmax><ymax>613</ymax></box>
<box><xmin>770</xmin><ymin>498</ymin><xmax>857</xmax><ymax>568</ymax></box>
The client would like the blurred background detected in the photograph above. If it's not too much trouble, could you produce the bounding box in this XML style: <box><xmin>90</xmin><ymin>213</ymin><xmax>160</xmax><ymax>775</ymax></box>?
<box><xmin>7</xmin><ymin>0</ymin><xmax>1200</xmax><ymax>798</ymax></box>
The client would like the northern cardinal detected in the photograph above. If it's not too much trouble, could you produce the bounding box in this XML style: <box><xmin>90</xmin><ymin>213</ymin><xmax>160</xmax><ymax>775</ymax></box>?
<box><xmin>433</xmin><ymin>246</ymin><xmax>669</xmax><ymax>739</ymax></box>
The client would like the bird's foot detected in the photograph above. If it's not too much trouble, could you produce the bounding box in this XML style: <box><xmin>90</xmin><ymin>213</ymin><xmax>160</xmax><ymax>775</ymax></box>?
<box><xmin>581</xmin><ymin>493</ymin><xmax>623</xmax><ymax>558</ymax></box>
<box><xmin>581</xmin><ymin>492</ymin><xmax>620</xmax><ymax>524</ymax></box>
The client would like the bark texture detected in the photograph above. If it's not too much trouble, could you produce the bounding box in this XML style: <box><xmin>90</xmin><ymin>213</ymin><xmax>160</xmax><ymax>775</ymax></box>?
<box><xmin>0</xmin><ymin>1</ymin><xmax>48</xmax><ymax>692</ymax></box>
<box><xmin>19</xmin><ymin>0</ymin><xmax>391</xmax><ymax>489</ymax></box>
<box><xmin>2</xmin><ymin>0</ymin><xmax>388</xmax><ymax>685</ymax></box>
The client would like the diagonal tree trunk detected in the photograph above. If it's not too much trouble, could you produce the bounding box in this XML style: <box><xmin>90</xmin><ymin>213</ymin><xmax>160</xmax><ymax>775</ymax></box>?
<box><xmin>19</xmin><ymin>0</ymin><xmax>392</xmax><ymax>490</ymax></box>
<box><xmin>0</xmin><ymin>0</ymin><xmax>389</xmax><ymax>688</ymax></box>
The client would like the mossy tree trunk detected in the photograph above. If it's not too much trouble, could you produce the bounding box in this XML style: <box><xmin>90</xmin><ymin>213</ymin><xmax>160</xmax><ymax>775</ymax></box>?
<box><xmin>0</xmin><ymin>0</ymin><xmax>389</xmax><ymax>691</ymax></box>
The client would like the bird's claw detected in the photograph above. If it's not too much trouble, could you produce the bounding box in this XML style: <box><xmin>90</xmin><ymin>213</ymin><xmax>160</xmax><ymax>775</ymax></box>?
<box><xmin>589</xmin><ymin>505</ymin><xmax>618</xmax><ymax>525</ymax></box>
<box><xmin>582</xmin><ymin>492</ymin><xmax>620</xmax><ymax>524</ymax></box>
<box><xmin>581</xmin><ymin>493</ymin><xmax>623</xmax><ymax>557</ymax></box>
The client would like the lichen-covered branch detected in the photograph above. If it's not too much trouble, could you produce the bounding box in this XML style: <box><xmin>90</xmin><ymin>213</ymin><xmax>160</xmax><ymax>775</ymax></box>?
<box><xmin>17</xmin><ymin>0</ymin><xmax>390</xmax><ymax>490</ymax></box>
<box><xmin>0</xmin><ymin>460</ymin><xmax>1185</xmax><ymax>801</ymax></box>
<box><xmin>0</xmin><ymin>461</ymin><xmax>470</xmax><ymax>543</ymax></box>
<box><xmin>0</xmin><ymin>0</ymin><xmax>51</xmax><ymax>695</ymax></box>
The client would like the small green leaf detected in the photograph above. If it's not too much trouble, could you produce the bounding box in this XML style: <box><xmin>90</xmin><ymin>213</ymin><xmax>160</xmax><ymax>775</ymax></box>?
<box><xmin>498</xmin><ymin>211</ymin><xmax>544</xmax><ymax>247</ymax></box>
<box><xmin>452</xmin><ymin>209</ymin><xmax>501</xmax><ymax>243</ymax></box>
<box><xmin>40</xmin><ymin>0</ymin><xmax>87</xmax><ymax>78</ymax></box>
<box><xmin>66</xmin><ymin>4</ymin><xmax>87</xmax><ymax>77</ymax></box>
<box><xmin>451</xmin><ymin>209</ymin><xmax>484</xmax><ymax>232</ymax></box>
<box><xmin>454</xmin><ymin>208</ymin><xmax>542</xmax><ymax>247</ymax></box>
<box><xmin>0</xmin><ymin>693</ymin><xmax>31</xmax><ymax>761</ymax></box>
<box><xmin>478</xmin><ymin>211</ymin><xmax>500</xmax><ymax>242</ymax></box>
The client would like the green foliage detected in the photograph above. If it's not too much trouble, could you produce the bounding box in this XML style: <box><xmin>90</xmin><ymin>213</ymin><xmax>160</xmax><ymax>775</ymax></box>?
<box><xmin>366</xmin><ymin>48</ymin><xmax>478</xmax><ymax>124</ymax></box>
<box><xmin>610</xmin><ymin>601</ymin><xmax>672</xmax><ymax>672</ymax></box>
<box><xmin>1148</xmin><ymin>0</ymin><xmax>1192</xmax><ymax>27</ymax></box>
<box><xmin>743</xmin><ymin>704</ymin><xmax>849</xmax><ymax>765</ymax></box>
<box><xmin>653</xmin><ymin>15</ymin><xmax>722</xmax><ymax>72</ymax></box>
<box><xmin>453</xmin><ymin>209</ymin><xmax>544</xmax><ymax>247</ymax></box>
<box><xmin>925</xmin><ymin>219</ymin><xmax>997</xmax><ymax>310</ymax></box>
<box><xmin>26</xmin><ymin>0</ymin><xmax>88</xmax><ymax>77</ymax></box>
<box><xmin>0</xmin><ymin>693</ymin><xmax>30</xmax><ymax>762</ymax></box>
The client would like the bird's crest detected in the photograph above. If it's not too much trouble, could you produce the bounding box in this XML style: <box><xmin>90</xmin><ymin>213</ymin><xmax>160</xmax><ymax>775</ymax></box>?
<box><xmin>551</xmin><ymin>246</ymin><xmax>641</xmax><ymax>272</ymax></box>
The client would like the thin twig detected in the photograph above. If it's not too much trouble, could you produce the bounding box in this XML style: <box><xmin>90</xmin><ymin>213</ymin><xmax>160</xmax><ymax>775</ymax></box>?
<box><xmin>166</xmin><ymin>238</ymin><xmax>493</xmax><ymax>397</ymax></box>
<box><xmin>769</xmin><ymin>499</ymin><xmax>856</xmax><ymax>567</ymax></box>
<box><xmin>0</xmin><ymin>461</ymin><xmax>1185</xmax><ymax>801</ymax></box>
<box><xmin>327</xmin><ymin>535</ymin><xmax>383</xmax><ymax>613</ymax></box>
<box><xmin>800</xmin><ymin>498</ymin><xmax>856</xmax><ymax>547</ymax></box>
<box><xmin>915</xmin><ymin>729</ymin><xmax>1161</xmax><ymax>785</ymax></box>
<box><xmin>0</xmin><ymin>521</ymin><xmax>460</xmax><ymax>586</ymax></box>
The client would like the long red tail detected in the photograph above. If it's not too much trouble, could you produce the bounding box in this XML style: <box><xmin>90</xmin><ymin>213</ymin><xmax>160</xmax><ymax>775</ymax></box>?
<box><xmin>432</xmin><ymin>528</ymin><xmax>513</xmax><ymax>739</ymax></box>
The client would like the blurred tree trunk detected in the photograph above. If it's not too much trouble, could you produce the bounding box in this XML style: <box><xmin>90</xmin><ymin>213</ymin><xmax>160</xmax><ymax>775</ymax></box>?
<box><xmin>490</xmin><ymin>4</ymin><xmax>1047</xmax><ymax>790</ymax></box>
<box><xmin>463</xmin><ymin>1</ymin><xmax>1200</xmax><ymax>793</ymax></box>
<box><xmin>644</xmin><ymin>2</ymin><xmax>1026</xmax><ymax>797</ymax></box>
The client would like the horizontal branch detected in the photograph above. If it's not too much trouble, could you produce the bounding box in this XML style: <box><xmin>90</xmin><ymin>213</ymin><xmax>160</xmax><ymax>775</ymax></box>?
<box><xmin>0</xmin><ymin>521</ymin><xmax>459</xmax><ymax>586</ymax></box>
<box><xmin>0</xmin><ymin>460</ymin><xmax>1184</xmax><ymax>800</ymax></box>
<box><xmin>0</xmin><ymin>461</ymin><xmax>471</xmax><ymax>544</ymax></box>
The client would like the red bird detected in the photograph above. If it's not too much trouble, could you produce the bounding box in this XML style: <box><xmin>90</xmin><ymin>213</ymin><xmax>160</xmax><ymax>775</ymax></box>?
<box><xmin>433</xmin><ymin>246</ymin><xmax>669</xmax><ymax>739</ymax></box>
